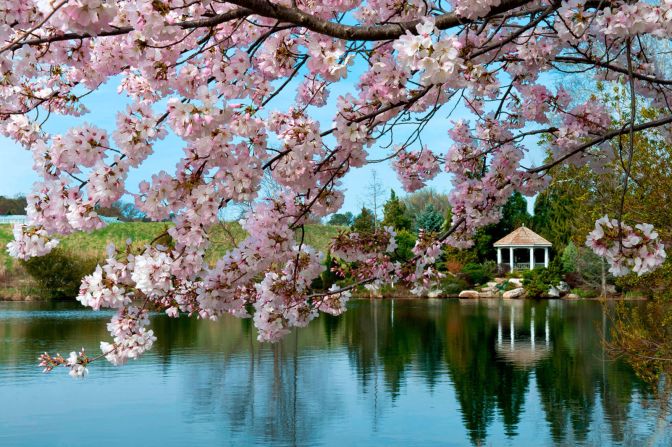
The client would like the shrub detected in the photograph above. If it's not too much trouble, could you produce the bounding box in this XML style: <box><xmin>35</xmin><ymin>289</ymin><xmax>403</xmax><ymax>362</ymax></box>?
<box><xmin>391</xmin><ymin>229</ymin><xmax>416</xmax><ymax>262</ymax></box>
<box><xmin>522</xmin><ymin>263</ymin><xmax>563</xmax><ymax>298</ymax></box>
<box><xmin>415</xmin><ymin>204</ymin><xmax>444</xmax><ymax>233</ymax></box>
<box><xmin>444</xmin><ymin>259</ymin><xmax>464</xmax><ymax>275</ymax></box>
<box><xmin>461</xmin><ymin>261</ymin><xmax>496</xmax><ymax>286</ymax></box>
<box><xmin>571</xmin><ymin>288</ymin><xmax>599</xmax><ymax>299</ymax></box>
<box><xmin>442</xmin><ymin>276</ymin><xmax>471</xmax><ymax>295</ymax></box>
<box><xmin>21</xmin><ymin>248</ymin><xmax>99</xmax><ymax>299</ymax></box>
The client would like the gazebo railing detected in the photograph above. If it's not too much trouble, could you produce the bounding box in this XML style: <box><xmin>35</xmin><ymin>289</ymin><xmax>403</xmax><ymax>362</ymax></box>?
<box><xmin>498</xmin><ymin>262</ymin><xmax>547</xmax><ymax>273</ymax></box>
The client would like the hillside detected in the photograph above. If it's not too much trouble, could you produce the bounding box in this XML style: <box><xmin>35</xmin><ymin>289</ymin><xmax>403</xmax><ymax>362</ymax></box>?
<box><xmin>0</xmin><ymin>222</ymin><xmax>343</xmax><ymax>298</ymax></box>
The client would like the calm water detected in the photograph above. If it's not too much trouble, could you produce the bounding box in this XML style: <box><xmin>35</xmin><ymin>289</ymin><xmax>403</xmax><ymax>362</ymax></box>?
<box><xmin>0</xmin><ymin>299</ymin><xmax>669</xmax><ymax>446</ymax></box>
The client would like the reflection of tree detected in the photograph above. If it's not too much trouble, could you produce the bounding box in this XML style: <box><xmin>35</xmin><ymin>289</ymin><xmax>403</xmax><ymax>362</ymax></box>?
<box><xmin>339</xmin><ymin>300</ymin><xmax>445</xmax><ymax>398</ymax></box>
<box><xmin>181</xmin><ymin>323</ymin><xmax>344</xmax><ymax>446</ymax></box>
<box><xmin>442</xmin><ymin>303</ymin><xmax>530</xmax><ymax>444</ymax></box>
<box><xmin>534</xmin><ymin>302</ymin><xmax>650</xmax><ymax>444</ymax></box>
<box><xmin>0</xmin><ymin>301</ymin><xmax>112</xmax><ymax>366</ymax></box>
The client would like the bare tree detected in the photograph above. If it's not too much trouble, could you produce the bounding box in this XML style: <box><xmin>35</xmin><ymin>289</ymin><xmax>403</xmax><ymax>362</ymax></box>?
<box><xmin>366</xmin><ymin>170</ymin><xmax>384</xmax><ymax>230</ymax></box>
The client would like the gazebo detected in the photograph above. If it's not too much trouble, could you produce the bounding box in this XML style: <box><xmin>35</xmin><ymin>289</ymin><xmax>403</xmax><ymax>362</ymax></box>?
<box><xmin>493</xmin><ymin>226</ymin><xmax>552</xmax><ymax>272</ymax></box>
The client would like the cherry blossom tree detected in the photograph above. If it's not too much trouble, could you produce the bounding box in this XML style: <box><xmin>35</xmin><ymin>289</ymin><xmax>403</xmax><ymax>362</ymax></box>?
<box><xmin>2</xmin><ymin>0</ymin><xmax>671</xmax><ymax>376</ymax></box>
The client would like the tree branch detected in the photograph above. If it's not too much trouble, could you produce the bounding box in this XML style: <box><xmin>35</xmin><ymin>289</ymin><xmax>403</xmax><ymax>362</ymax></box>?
<box><xmin>223</xmin><ymin>0</ymin><xmax>536</xmax><ymax>41</ymax></box>
<box><xmin>530</xmin><ymin>114</ymin><xmax>672</xmax><ymax>174</ymax></box>
<box><xmin>5</xmin><ymin>7</ymin><xmax>251</xmax><ymax>51</ymax></box>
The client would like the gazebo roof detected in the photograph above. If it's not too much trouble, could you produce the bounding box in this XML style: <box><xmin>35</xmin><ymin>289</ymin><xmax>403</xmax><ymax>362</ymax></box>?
<box><xmin>493</xmin><ymin>226</ymin><xmax>552</xmax><ymax>247</ymax></box>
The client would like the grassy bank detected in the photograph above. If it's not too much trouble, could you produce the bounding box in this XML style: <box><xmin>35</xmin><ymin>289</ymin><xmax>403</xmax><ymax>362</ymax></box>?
<box><xmin>0</xmin><ymin>222</ymin><xmax>343</xmax><ymax>300</ymax></box>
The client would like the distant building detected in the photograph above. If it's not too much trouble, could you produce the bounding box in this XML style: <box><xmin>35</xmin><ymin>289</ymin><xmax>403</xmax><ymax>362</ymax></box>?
<box><xmin>493</xmin><ymin>226</ymin><xmax>552</xmax><ymax>272</ymax></box>
<box><xmin>0</xmin><ymin>215</ymin><xmax>121</xmax><ymax>225</ymax></box>
<box><xmin>0</xmin><ymin>215</ymin><xmax>27</xmax><ymax>225</ymax></box>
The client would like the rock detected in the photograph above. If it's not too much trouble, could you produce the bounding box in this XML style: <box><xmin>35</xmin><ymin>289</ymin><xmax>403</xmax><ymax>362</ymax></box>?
<box><xmin>478</xmin><ymin>291</ymin><xmax>497</xmax><ymax>298</ymax></box>
<box><xmin>557</xmin><ymin>281</ymin><xmax>570</xmax><ymax>293</ymax></box>
<box><xmin>564</xmin><ymin>293</ymin><xmax>580</xmax><ymax>300</ymax></box>
<box><xmin>486</xmin><ymin>281</ymin><xmax>499</xmax><ymax>289</ymax></box>
<box><xmin>503</xmin><ymin>287</ymin><xmax>525</xmax><ymax>299</ymax></box>
<box><xmin>606</xmin><ymin>285</ymin><xmax>617</xmax><ymax>294</ymax></box>
<box><xmin>459</xmin><ymin>290</ymin><xmax>480</xmax><ymax>299</ymax></box>
<box><xmin>508</xmin><ymin>278</ymin><xmax>523</xmax><ymax>287</ymax></box>
<box><xmin>547</xmin><ymin>286</ymin><xmax>560</xmax><ymax>298</ymax></box>
<box><xmin>480</xmin><ymin>285</ymin><xmax>497</xmax><ymax>293</ymax></box>
<box><xmin>494</xmin><ymin>278</ymin><xmax>506</xmax><ymax>284</ymax></box>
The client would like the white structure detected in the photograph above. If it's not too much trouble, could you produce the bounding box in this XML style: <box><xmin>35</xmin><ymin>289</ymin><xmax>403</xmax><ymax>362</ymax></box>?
<box><xmin>494</xmin><ymin>226</ymin><xmax>552</xmax><ymax>272</ymax></box>
<box><xmin>0</xmin><ymin>215</ymin><xmax>121</xmax><ymax>225</ymax></box>
<box><xmin>0</xmin><ymin>215</ymin><xmax>28</xmax><ymax>225</ymax></box>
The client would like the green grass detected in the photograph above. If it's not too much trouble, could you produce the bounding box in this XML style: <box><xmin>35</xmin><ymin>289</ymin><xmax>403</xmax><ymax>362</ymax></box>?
<box><xmin>0</xmin><ymin>225</ymin><xmax>14</xmax><ymax>271</ymax></box>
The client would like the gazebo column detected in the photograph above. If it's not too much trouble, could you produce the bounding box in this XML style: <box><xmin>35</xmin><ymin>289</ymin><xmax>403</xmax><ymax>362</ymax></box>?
<box><xmin>496</xmin><ymin>248</ymin><xmax>502</xmax><ymax>269</ymax></box>
<box><xmin>509</xmin><ymin>248</ymin><xmax>514</xmax><ymax>272</ymax></box>
<box><xmin>544</xmin><ymin>247</ymin><xmax>549</xmax><ymax>268</ymax></box>
<box><xmin>529</xmin><ymin>247</ymin><xmax>534</xmax><ymax>270</ymax></box>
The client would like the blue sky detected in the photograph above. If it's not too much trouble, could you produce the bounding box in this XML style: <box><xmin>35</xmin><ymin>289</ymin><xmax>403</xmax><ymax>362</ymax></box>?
<box><xmin>0</xmin><ymin>68</ymin><xmax>548</xmax><ymax>216</ymax></box>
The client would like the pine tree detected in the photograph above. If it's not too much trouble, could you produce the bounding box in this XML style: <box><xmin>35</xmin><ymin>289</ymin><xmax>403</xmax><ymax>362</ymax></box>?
<box><xmin>415</xmin><ymin>204</ymin><xmax>444</xmax><ymax>233</ymax></box>
<box><xmin>532</xmin><ymin>187</ymin><xmax>578</xmax><ymax>253</ymax></box>
<box><xmin>351</xmin><ymin>207</ymin><xmax>376</xmax><ymax>234</ymax></box>
<box><xmin>382</xmin><ymin>190</ymin><xmax>412</xmax><ymax>231</ymax></box>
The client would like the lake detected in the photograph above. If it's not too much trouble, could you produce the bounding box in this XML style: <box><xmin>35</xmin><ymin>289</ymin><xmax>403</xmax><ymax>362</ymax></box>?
<box><xmin>0</xmin><ymin>299</ymin><xmax>669</xmax><ymax>446</ymax></box>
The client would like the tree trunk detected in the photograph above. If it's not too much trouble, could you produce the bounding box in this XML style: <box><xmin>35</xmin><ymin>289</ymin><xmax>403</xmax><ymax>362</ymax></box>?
<box><xmin>601</xmin><ymin>258</ymin><xmax>607</xmax><ymax>297</ymax></box>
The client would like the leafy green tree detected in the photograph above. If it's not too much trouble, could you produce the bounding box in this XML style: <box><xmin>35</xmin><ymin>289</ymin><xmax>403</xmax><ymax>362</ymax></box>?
<box><xmin>382</xmin><ymin>190</ymin><xmax>412</xmax><ymax>231</ymax></box>
<box><xmin>96</xmin><ymin>201</ymin><xmax>145</xmax><ymax>221</ymax></box>
<box><xmin>312</xmin><ymin>251</ymin><xmax>341</xmax><ymax>291</ymax></box>
<box><xmin>415</xmin><ymin>204</ymin><xmax>444</xmax><ymax>233</ymax></box>
<box><xmin>328</xmin><ymin>212</ymin><xmax>354</xmax><ymax>226</ymax></box>
<box><xmin>401</xmin><ymin>189</ymin><xmax>451</xmax><ymax>219</ymax></box>
<box><xmin>0</xmin><ymin>195</ymin><xmax>27</xmax><ymax>215</ymax></box>
<box><xmin>351</xmin><ymin>207</ymin><xmax>375</xmax><ymax>234</ymax></box>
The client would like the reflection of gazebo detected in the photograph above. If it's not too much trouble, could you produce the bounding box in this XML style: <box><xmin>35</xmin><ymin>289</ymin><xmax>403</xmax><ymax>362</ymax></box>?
<box><xmin>494</xmin><ymin>226</ymin><xmax>551</xmax><ymax>272</ymax></box>
<box><xmin>495</xmin><ymin>305</ymin><xmax>551</xmax><ymax>368</ymax></box>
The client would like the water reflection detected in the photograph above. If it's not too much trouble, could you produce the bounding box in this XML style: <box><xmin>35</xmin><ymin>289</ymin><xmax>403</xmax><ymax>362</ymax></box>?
<box><xmin>0</xmin><ymin>299</ymin><xmax>669</xmax><ymax>446</ymax></box>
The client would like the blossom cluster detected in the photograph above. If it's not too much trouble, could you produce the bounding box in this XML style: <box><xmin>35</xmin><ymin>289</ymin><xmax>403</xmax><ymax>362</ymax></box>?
<box><xmin>6</xmin><ymin>224</ymin><xmax>59</xmax><ymax>260</ymax></box>
<box><xmin>99</xmin><ymin>307</ymin><xmax>157</xmax><ymax>366</ymax></box>
<box><xmin>38</xmin><ymin>348</ymin><xmax>89</xmax><ymax>378</ymax></box>
<box><xmin>331</xmin><ymin>227</ymin><xmax>398</xmax><ymax>263</ymax></box>
<box><xmin>392</xmin><ymin>148</ymin><xmax>440</xmax><ymax>192</ymax></box>
<box><xmin>393</xmin><ymin>20</ymin><xmax>465</xmax><ymax>87</ymax></box>
<box><xmin>586</xmin><ymin>216</ymin><xmax>667</xmax><ymax>277</ymax></box>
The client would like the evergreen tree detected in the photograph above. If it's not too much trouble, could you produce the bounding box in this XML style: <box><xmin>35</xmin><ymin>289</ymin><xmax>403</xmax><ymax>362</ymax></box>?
<box><xmin>561</xmin><ymin>241</ymin><xmax>578</xmax><ymax>273</ymax></box>
<box><xmin>532</xmin><ymin>188</ymin><xmax>575</xmax><ymax>253</ymax></box>
<box><xmin>500</xmin><ymin>191</ymin><xmax>531</xmax><ymax>235</ymax></box>
<box><xmin>469</xmin><ymin>192</ymin><xmax>532</xmax><ymax>262</ymax></box>
<box><xmin>351</xmin><ymin>207</ymin><xmax>376</xmax><ymax>234</ymax></box>
<box><xmin>382</xmin><ymin>190</ymin><xmax>412</xmax><ymax>231</ymax></box>
<box><xmin>415</xmin><ymin>204</ymin><xmax>444</xmax><ymax>233</ymax></box>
